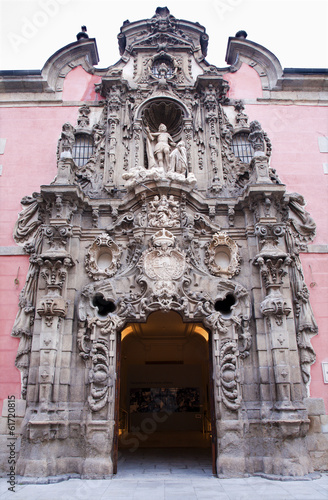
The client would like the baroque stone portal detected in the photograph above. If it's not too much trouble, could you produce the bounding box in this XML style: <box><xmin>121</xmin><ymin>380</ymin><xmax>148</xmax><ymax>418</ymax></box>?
<box><xmin>11</xmin><ymin>7</ymin><xmax>320</xmax><ymax>479</ymax></box>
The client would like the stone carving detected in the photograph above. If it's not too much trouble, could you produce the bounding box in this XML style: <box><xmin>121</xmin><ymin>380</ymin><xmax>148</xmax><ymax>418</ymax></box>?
<box><xmin>143</xmin><ymin>229</ymin><xmax>185</xmax><ymax>282</ymax></box>
<box><xmin>58</xmin><ymin>123</ymin><xmax>75</xmax><ymax>159</ymax></box>
<box><xmin>234</xmin><ymin>100</ymin><xmax>248</xmax><ymax>128</ymax></box>
<box><xmin>43</xmin><ymin>224</ymin><xmax>72</xmax><ymax>252</ymax></box>
<box><xmin>85</xmin><ymin>234</ymin><xmax>121</xmax><ymax>280</ymax></box>
<box><xmin>12</xmin><ymin>195</ymin><xmax>44</xmax><ymax>399</ymax></box>
<box><xmin>248</xmin><ymin>120</ymin><xmax>265</xmax><ymax>153</ymax></box>
<box><xmin>122</xmin><ymin>161</ymin><xmax>196</xmax><ymax>190</ymax></box>
<box><xmin>220</xmin><ymin>341</ymin><xmax>240</xmax><ymax>410</ymax></box>
<box><xmin>77</xmin><ymin>104</ymin><xmax>91</xmax><ymax>128</ymax></box>
<box><xmin>11</xmin><ymin>245</ymin><xmax>41</xmax><ymax>399</ymax></box>
<box><xmin>288</xmin><ymin>193</ymin><xmax>316</xmax><ymax>250</ymax></box>
<box><xmin>36</xmin><ymin>256</ymin><xmax>73</xmax><ymax>402</ymax></box>
<box><xmin>285</xmin><ymin>193</ymin><xmax>318</xmax><ymax>389</ymax></box>
<box><xmin>13</xmin><ymin>194</ymin><xmax>42</xmax><ymax>244</ymax></box>
<box><xmin>253</xmin><ymin>223</ymin><xmax>296</xmax><ymax>409</ymax></box>
<box><xmin>148</xmin><ymin>195</ymin><xmax>180</xmax><ymax>228</ymax></box>
<box><xmin>78</xmin><ymin>282</ymin><xmax>124</xmax><ymax>412</ymax></box>
<box><xmin>205</xmin><ymin>232</ymin><xmax>241</xmax><ymax>278</ymax></box>
<box><xmin>167</xmin><ymin>140</ymin><xmax>189</xmax><ymax>181</ymax></box>
<box><xmin>146</xmin><ymin>123</ymin><xmax>176</xmax><ymax>171</ymax></box>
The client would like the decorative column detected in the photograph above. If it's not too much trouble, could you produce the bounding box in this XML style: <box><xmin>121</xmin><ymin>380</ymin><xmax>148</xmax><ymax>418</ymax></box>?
<box><xmin>36</xmin><ymin>255</ymin><xmax>73</xmax><ymax>404</ymax></box>
<box><xmin>253</xmin><ymin>223</ymin><xmax>296</xmax><ymax>411</ymax></box>
<box><xmin>203</xmin><ymin>86</ymin><xmax>222</xmax><ymax>191</ymax></box>
<box><xmin>133</xmin><ymin>119</ymin><xmax>143</xmax><ymax>168</ymax></box>
<box><xmin>105</xmin><ymin>85</ymin><xmax>121</xmax><ymax>188</ymax></box>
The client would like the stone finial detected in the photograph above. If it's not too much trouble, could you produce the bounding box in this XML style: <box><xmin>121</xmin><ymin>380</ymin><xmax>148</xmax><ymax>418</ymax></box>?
<box><xmin>235</xmin><ymin>30</ymin><xmax>247</xmax><ymax>39</ymax></box>
<box><xmin>76</xmin><ymin>26</ymin><xmax>89</xmax><ymax>41</ymax></box>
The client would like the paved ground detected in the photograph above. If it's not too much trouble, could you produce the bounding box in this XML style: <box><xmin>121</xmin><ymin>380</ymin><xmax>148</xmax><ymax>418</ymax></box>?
<box><xmin>1</xmin><ymin>448</ymin><xmax>327</xmax><ymax>499</ymax></box>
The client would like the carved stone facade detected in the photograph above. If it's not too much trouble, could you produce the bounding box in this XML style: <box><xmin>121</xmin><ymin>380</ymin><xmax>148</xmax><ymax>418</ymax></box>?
<box><xmin>2</xmin><ymin>7</ymin><xmax>327</xmax><ymax>479</ymax></box>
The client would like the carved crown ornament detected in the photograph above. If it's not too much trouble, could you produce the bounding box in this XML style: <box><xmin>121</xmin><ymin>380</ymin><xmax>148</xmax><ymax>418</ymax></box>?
<box><xmin>205</xmin><ymin>232</ymin><xmax>241</xmax><ymax>278</ymax></box>
<box><xmin>85</xmin><ymin>233</ymin><xmax>121</xmax><ymax>280</ymax></box>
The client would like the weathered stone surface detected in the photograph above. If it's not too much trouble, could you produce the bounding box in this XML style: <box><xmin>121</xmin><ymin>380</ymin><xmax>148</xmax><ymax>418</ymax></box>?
<box><xmin>304</xmin><ymin>398</ymin><xmax>326</xmax><ymax>416</ymax></box>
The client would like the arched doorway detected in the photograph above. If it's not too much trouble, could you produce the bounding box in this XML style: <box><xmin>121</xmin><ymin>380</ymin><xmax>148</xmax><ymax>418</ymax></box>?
<box><xmin>115</xmin><ymin>310</ymin><xmax>214</xmax><ymax>473</ymax></box>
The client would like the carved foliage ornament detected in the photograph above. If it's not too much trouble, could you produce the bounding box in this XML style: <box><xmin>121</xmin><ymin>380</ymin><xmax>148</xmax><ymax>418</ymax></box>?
<box><xmin>85</xmin><ymin>234</ymin><xmax>121</xmax><ymax>280</ymax></box>
<box><xmin>205</xmin><ymin>232</ymin><xmax>240</xmax><ymax>278</ymax></box>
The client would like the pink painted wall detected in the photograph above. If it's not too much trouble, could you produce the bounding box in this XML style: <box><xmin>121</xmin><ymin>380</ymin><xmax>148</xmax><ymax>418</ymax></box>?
<box><xmin>224</xmin><ymin>63</ymin><xmax>263</xmax><ymax>99</ymax></box>
<box><xmin>62</xmin><ymin>66</ymin><xmax>102</xmax><ymax>101</ymax></box>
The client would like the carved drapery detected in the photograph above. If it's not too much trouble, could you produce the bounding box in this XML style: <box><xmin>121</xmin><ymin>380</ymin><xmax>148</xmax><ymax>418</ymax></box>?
<box><xmin>12</xmin><ymin>196</ymin><xmax>43</xmax><ymax>399</ymax></box>
<box><xmin>286</xmin><ymin>193</ymin><xmax>318</xmax><ymax>391</ymax></box>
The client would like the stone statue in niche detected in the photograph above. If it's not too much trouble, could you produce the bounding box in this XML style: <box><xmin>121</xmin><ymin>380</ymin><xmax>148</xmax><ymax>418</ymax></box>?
<box><xmin>122</xmin><ymin>123</ymin><xmax>197</xmax><ymax>189</ymax></box>
<box><xmin>169</xmin><ymin>141</ymin><xmax>187</xmax><ymax>175</ymax></box>
<box><xmin>146</xmin><ymin>123</ymin><xmax>176</xmax><ymax>171</ymax></box>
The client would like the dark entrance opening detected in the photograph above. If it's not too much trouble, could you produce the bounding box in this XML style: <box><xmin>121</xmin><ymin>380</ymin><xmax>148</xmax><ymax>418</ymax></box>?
<box><xmin>115</xmin><ymin>311</ymin><xmax>213</xmax><ymax>474</ymax></box>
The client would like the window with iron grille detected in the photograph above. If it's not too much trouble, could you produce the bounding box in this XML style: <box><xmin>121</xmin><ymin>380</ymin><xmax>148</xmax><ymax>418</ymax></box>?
<box><xmin>231</xmin><ymin>132</ymin><xmax>253</xmax><ymax>163</ymax></box>
<box><xmin>72</xmin><ymin>134</ymin><xmax>94</xmax><ymax>167</ymax></box>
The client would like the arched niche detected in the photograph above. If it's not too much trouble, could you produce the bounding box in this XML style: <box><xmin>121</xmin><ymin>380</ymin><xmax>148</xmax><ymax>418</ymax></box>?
<box><xmin>133</xmin><ymin>96</ymin><xmax>192</xmax><ymax>170</ymax></box>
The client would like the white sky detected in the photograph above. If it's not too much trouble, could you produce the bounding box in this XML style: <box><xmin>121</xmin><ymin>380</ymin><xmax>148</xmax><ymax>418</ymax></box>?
<box><xmin>0</xmin><ymin>0</ymin><xmax>327</xmax><ymax>71</ymax></box>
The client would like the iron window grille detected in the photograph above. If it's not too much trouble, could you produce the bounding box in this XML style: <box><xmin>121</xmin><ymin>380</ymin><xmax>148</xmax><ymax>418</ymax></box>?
<box><xmin>72</xmin><ymin>134</ymin><xmax>94</xmax><ymax>167</ymax></box>
<box><xmin>231</xmin><ymin>132</ymin><xmax>253</xmax><ymax>163</ymax></box>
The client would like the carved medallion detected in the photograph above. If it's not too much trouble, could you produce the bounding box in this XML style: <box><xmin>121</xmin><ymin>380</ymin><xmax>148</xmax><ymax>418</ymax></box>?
<box><xmin>205</xmin><ymin>232</ymin><xmax>240</xmax><ymax>278</ymax></box>
<box><xmin>85</xmin><ymin>233</ymin><xmax>121</xmax><ymax>280</ymax></box>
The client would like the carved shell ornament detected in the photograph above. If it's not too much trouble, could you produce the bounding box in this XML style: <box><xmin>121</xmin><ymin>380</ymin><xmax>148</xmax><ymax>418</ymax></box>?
<box><xmin>205</xmin><ymin>232</ymin><xmax>241</xmax><ymax>278</ymax></box>
<box><xmin>85</xmin><ymin>233</ymin><xmax>121</xmax><ymax>280</ymax></box>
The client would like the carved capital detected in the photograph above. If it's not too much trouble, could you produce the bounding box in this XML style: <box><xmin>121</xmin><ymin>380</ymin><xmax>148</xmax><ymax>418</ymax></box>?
<box><xmin>43</xmin><ymin>224</ymin><xmax>72</xmax><ymax>252</ymax></box>
<box><xmin>37</xmin><ymin>295</ymin><xmax>67</xmax><ymax>321</ymax></box>
<box><xmin>38</xmin><ymin>256</ymin><xmax>74</xmax><ymax>292</ymax></box>
<box><xmin>255</xmin><ymin>222</ymin><xmax>286</xmax><ymax>248</ymax></box>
